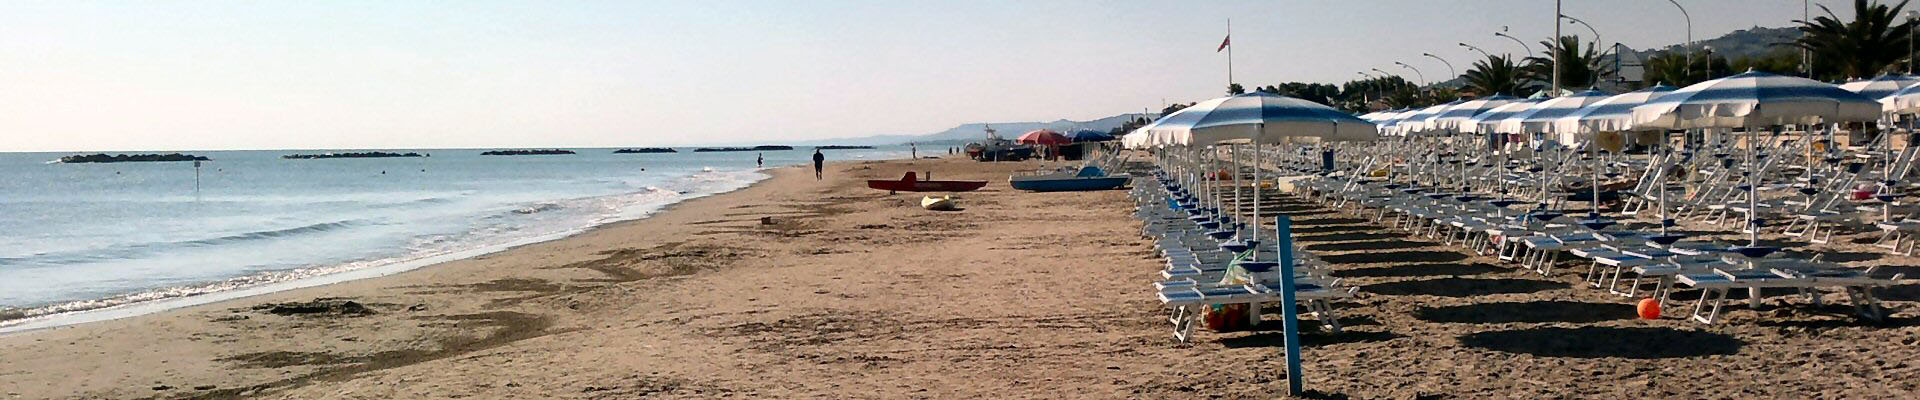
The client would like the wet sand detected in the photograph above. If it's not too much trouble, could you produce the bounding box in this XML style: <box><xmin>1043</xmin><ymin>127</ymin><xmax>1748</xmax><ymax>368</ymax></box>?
<box><xmin>3</xmin><ymin>156</ymin><xmax>1918</xmax><ymax>399</ymax></box>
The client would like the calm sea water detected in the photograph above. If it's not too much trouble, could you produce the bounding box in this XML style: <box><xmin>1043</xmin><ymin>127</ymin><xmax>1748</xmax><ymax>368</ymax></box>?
<box><xmin>0</xmin><ymin>146</ymin><xmax>909</xmax><ymax>326</ymax></box>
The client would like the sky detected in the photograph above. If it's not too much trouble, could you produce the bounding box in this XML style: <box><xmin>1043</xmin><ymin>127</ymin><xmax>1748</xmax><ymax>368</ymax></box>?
<box><xmin>0</xmin><ymin>0</ymin><xmax>1849</xmax><ymax>151</ymax></box>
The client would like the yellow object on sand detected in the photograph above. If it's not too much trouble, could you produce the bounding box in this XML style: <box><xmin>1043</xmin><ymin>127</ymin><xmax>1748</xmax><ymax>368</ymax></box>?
<box><xmin>921</xmin><ymin>195</ymin><xmax>956</xmax><ymax>211</ymax></box>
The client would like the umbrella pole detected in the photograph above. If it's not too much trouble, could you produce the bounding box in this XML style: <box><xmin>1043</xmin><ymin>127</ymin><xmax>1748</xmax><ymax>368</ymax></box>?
<box><xmin>1232</xmin><ymin>143</ymin><xmax>1244</xmax><ymax>235</ymax></box>
<box><xmin>1749</xmin><ymin>128</ymin><xmax>1762</xmax><ymax>246</ymax></box>
<box><xmin>1253</xmin><ymin>132</ymin><xmax>1264</xmax><ymax>258</ymax></box>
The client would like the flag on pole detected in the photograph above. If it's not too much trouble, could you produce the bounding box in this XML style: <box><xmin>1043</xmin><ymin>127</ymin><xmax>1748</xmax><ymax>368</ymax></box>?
<box><xmin>1216</xmin><ymin>35</ymin><xmax>1231</xmax><ymax>52</ymax></box>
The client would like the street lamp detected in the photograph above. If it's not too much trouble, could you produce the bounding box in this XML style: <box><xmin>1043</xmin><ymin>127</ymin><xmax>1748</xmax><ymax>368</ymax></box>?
<box><xmin>1493</xmin><ymin>31</ymin><xmax>1537</xmax><ymax>60</ymax></box>
<box><xmin>1562</xmin><ymin>14</ymin><xmax>1601</xmax><ymax>52</ymax></box>
<box><xmin>1908</xmin><ymin>11</ymin><xmax>1916</xmax><ymax>74</ymax></box>
<box><xmin>1666</xmin><ymin>0</ymin><xmax>1694</xmax><ymax>81</ymax></box>
<box><xmin>1459</xmin><ymin>42</ymin><xmax>1493</xmax><ymax>60</ymax></box>
<box><xmin>1395</xmin><ymin>61</ymin><xmax>1427</xmax><ymax>86</ymax></box>
<box><xmin>1423</xmin><ymin>53</ymin><xmax>1457</xmax><ymax>83</ymax></box>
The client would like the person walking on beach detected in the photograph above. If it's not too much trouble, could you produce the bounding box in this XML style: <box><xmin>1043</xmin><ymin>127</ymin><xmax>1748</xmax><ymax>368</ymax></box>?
<box><xmin>812</xmin><ymin>149</ymin><xmax>825</xmax><ymax>180</ymax></box>
<box><xmin>910</xmin><ymin>143</ymin><xmax>917</xmax><ymax>159</ymax></box>
<box><xmin>756</xmin><ymin>153</ymin><xmax>763</xmax><ymax>169</ymax></box>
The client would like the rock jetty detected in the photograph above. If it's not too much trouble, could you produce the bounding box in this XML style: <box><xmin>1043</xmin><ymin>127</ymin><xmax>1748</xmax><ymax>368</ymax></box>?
<box><xmin>58</xmin><ymin>153</ymin><xmax>210</xmax><ymax>163</ymax></box>
<box><xmin>814</xmin><ymin>145</ymin><xmax>874</xmax><ymax>150</ymax></box>
<box><xmin>480</xmin><ymin>149</ymin><xmax>575</xmax><ymax>156</ymax></box>
<box><xmin>613</xmin><ymin>148</ymin><xmax>678</xmax><ymax>154</ymax></box>
<box><xmin>282</xmin><ymin>151</ymin><xmax>425</xmax><ymax>159</ymax></box>
<box><xmin>692</xmin><ymin>145</ymin><xmax>793</xmax><ymax>152</ymax></box>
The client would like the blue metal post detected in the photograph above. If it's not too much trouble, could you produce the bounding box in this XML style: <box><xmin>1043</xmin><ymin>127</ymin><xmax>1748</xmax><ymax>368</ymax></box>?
<box><xmin>1275</xmin><ymin>215</ymin><xmax>1304</xmax><ymax>396</ymax></box>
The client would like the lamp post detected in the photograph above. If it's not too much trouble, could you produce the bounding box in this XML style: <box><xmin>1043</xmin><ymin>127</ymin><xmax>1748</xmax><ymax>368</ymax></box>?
<box><xmin>1666</xmin><ymin>0</ymin><xmax>1694</xmax><ymax>81</ymax></box>
<box><xmin>1459</xmin><ymin>42</ymin><xmax>1493</xmax><ymax>59</ymax></box>
<box><xmin>1805</xmin><ymin>0</ymin><xmax>1814</xmax><ymax>77</ymax></box>
<box><xmin>1423</xmin><ymin>53</ymin><xmax>1457</xmax><ymax>84</ymax></box>
<box><xmin>1909</xmin><ymin>11</ymin><xmax>1916</xmax><ymax>74</ymax></box>
<box><xmin>1561</xmin><ymin>14</ymin><xmax>1602</xmax><ymax>88</ymax></box>
<box><xmin>1493</xmin><ymin>31</ymin><xmax>1536</xmax><ymax>60</ymax></box>
<box><xmin>1395</xmin><ymin>62</ymin><xmax>1427</xmax><ymax>86</ymax></box>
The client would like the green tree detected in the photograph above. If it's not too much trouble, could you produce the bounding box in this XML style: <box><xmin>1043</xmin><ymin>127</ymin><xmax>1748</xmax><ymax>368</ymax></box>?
<box><xmin>1227</xmin><ymin>83</ymin><xmax>1246</xmax><ymax>95</ymax></box>
<box><xmin>1462</xmin><ymin>55</ymin><xmax>1534</xmax><ymax>97</ymax></box>
<box><xmin>1791</xmin><ymin>0</ymin><xmax>1916</xmax><ymax>80</ymax></box>
<box><xmin>1522</xmin><ymin>35</ymin><xmax>1618</xmax><ymax>89</ymax></box>
<box><xmin>1641</xmin><ymin>51</ymin><xmax>1731</xmax><ymax>87</ymax></box>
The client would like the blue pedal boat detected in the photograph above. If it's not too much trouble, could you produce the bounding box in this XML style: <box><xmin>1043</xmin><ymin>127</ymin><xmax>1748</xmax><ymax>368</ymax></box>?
<box><xmin>1009</xmin><ymin>166</ymin><xmax>1131</xmax><ymax>192</ymax></box>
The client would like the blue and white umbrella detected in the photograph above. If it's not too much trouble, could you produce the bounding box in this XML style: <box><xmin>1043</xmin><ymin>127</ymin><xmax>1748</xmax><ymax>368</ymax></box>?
<box><xmin>1492</xmin><ymin>90</ymin><xmax>1613</xmax><ymax>141</ymax></box>
<box><xmin>1391</xmin><ymin>100</ymin><xmax>1465</xmax><ymax>136</ymax></box>
<box><xmin>1145</xmin><ymin>92</ymin><xmax>1378</xmax><ymax>146</ymax></box>
<box><xmin>1549</xmin><ymin>84</ymin><xmax>1678</xmax><ymax>135</ymax></box>
<box><xmin>1631</xmin><ymin>71</ymin><xmax>1882</xmax><ymax>130</ymax></box>
<box><xmin>1630</xmin><ymin>70</ymin><xmax>1881</xmax><ymax>247</ymax></box>
<box><xmin>1462</xmin><ymin>98</ymin><xmax>1546</xmax><ymax>134</ymax></box>
<box><xmin>1881</xmin><ymin>83</ymin><xmax>1920</xmax><ymax>114</ymax></box>
<box><xmin>1428</xmin><ymin>95</ymin><xmax>1521</xmax><ymax>133</ymax></box>
<box><xmin>1839</xmin><ymin>74</ymin><xmax>1920</xmax><ymax>100</ymax></box>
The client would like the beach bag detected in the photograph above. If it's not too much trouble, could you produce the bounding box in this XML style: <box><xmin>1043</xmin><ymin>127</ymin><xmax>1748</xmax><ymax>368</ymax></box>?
<box><xmin>1203</xmin><ymin>303</ymin><xmax>1250</xmax><ymax>331</ymax></box>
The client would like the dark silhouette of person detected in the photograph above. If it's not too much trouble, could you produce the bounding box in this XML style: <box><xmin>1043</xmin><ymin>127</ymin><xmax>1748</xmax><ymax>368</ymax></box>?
<box><xmin>812</xmin><ymin>149</ymin><xmax>825</xmax><ymax>180</ymax></box>
<box><xmin>756</xmin><ymin>153</ymin><xmax>763</xmax><ymax>168</ymax></box>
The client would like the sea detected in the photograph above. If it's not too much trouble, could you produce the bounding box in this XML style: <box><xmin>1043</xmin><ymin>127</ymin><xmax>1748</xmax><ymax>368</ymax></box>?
<box><xmin>0</xmin><ymin>146</ymin><xmax>912</xmax><ymax>331</ymax></box>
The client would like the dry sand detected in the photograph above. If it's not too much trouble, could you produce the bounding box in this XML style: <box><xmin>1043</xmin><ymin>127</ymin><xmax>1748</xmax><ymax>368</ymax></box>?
<box><xmin>2</xmin><ymin>156</ymin><xmax>1919</xmax><ymax>399</ymax></box>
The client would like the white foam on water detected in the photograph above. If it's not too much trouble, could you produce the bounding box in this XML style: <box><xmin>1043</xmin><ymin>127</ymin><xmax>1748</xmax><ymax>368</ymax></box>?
<box><xmin>0</xmin><ymin>168</ymin><xmax>771</xmax><ymax>334</ymax></box>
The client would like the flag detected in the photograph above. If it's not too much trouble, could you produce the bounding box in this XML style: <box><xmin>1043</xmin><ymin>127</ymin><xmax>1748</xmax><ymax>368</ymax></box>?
<box><xmin>1216</xmin><ymin>35</ymin><xmax>1231</xmax><ymax>52</ymax></box>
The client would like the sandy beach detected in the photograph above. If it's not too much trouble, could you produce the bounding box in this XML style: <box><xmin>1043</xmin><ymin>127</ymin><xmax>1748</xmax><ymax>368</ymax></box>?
<box><xmin>5</xmin><ymin>156</ymin><xmax>1920</xmax><ymax>399</ymax></box>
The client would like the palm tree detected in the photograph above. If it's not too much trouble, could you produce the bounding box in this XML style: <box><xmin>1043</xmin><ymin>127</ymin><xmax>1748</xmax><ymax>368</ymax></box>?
<box><xmin>1523</xmin><ymin>36</ymin><xmax>1617</xmax><ymax>90</ymax></box>
<box><xmin>1791</xmin><ymin>0</ymin><xmax>1916</xmax><ymax>80</ymax></box>
<box><xmin>1639</xmin><ymin>51</ymin><xmax>1731</xmax><ymax>87</ymax></box>
<box><xmin>1462</xmin><ymin>55</ymin><xmax>1533</xmax><ymax>97</ymax></box>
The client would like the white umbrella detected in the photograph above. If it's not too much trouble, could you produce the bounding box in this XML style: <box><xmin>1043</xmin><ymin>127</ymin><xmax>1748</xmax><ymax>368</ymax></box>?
<box><xmin>1881</xmin><ymin>82</ymin><xmax>1920</xmax><ymax>114</ymax></box>
<box><xmin>1840</xmin><ymin>74</ymin><xmax>1920</xmax><ymax>100</ymax></box>
<box><xmin>1392</xmin><ymin>100</ymin><xmax>1465</xmax><ymax>136</ymax></box>
<box><xmin>1428</xmin><ymin>95</ymin><xmax>1521</xmax><ymax>134</ymax></box>
<box><xmin>1631</xmin><ymin>70</ymin><xmax>1882</xmax><ymax>248</ymax></box>
<box><xmin>1491</xmin><ymin>90</ymin><xmax>1613</xmax><ymax>142</ymax></box>
<box><xmin>1549</xmin><ymin>85</ymin><xmax>1679</xmax><ymax>135</ymax></box>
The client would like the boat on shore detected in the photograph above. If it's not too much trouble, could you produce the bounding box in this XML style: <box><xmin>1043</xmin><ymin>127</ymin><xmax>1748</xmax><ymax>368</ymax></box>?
<box><xmin>867</xmin><ymin>172</ymin><xmax>987</xmax><ymax>193</ymax></box>
<box><xmin>1009</xmin><ymin>165</ymin><xmax>1130</xmax><ymax>192</ymax></box>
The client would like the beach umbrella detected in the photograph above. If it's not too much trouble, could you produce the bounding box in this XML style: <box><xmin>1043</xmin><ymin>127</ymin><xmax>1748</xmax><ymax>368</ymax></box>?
<box><xmin>1143</xmin><ymin>92</ymin><xmax>1378</xmax><ymax>146</ymax></box>
<box><xmin>1144</xmin><ymin>92</ymin><xmax>1379</xmax><ymax>252</ymax></box>
<box><xmin>1016</xmin><ymin>129</ymin><xmax>1070</xmax><ymax>145</ymax></box>
<box><xmin>1067</xmin><ymin>130</ymin><xmax>1115</xmax><ymax>142</ymax></box>
<box><xmin>1463</xmin><ymin>99</ymin><xmax>1545</xmax><ymax>135</ymax></box>
<box><xmin>1549</xmin><ymin>85</ymin><xmax>1678</xmax><ymax>135</ymax></box>
<box><xmin>1631</xmin><ymin>71</ymin><xmax>1882</xmax><ymax>130</ymax></box>
<box><xmin>1839</xmin><ymin>74</ymin><xmax>1920</xmax><ymax>100</ymax></box>
<box><xmin>1392</xmin><ymin>100</ymin><xmax>1465</xmax><ymax>136</ymax></box>
<box><xmin>1428</xmin><ymin>95</ymin><xmax>1521</xmax><ymax>133</ymax></box>
<box><xmin>1881</xmin><ymin>82</ymin><xmax>1920</xmax><ymax>114</ymax></box>
<box><xmin>1631</xmin><ymin>70</ymin><xmax>1882</xmax><ymax>248</ymax></box>
<box><xmin>1492</xmin><ymin>90</ymin><xmax>1613</xmax><ymax>141</ymax></box>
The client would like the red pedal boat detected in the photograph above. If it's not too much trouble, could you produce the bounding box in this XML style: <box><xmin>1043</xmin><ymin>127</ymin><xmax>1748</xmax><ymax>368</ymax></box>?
<box><xmin>867</xmin><ymin>172</ymin><xmax>987</xmax><ymax>192</ymax></box>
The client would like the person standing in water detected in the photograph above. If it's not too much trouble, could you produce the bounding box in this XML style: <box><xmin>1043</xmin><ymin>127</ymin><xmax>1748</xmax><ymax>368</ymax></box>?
<box><xmin>812</xmin><ymin>149</ymin><xmax>825</xmax><ymax>180</ymax></box>
<box><xmin>756</xmin><ymin>153</ymin><xmax>763</xmax><ymax>168</ymax></box>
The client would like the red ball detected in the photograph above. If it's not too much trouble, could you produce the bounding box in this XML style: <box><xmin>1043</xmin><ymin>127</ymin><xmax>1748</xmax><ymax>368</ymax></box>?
<box><xmin>1637</xmin><ymin>298</ymin><xmax>1662</xmax><ymax>320</ymax></box>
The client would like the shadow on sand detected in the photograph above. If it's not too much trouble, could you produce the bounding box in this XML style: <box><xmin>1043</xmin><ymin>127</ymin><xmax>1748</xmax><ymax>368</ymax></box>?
<box><xmin>1333</xmin><ymin>263</ymin><xmax>1502</xmax><ymax>278</ymax></box>
<box><xmin>1415</xmin><ymin>301</ymin><xmax>1635</xmax><ymax>324</ymax></box>
<box><xmin>1296</xmin><ymin>232</ymin><xmax>1406</xmax><ymax>243</ymax></box>
<box><xmin>1321</xmin><ymin>250</ymin><xmax>1467</xmax><ymax>265</ymax></box>
<box><xmin>1289</xmin><ymin>217</ymin><xmax>1369</xmax><ymax>226</ymax></box>
<box><xmin>1219</xmin><ymin>329</ymin><xmax>1401</xmax><ymax>349</ymax></box>
<box><xmin>1306</xmin><ymin>240</ymin><xmax>1429</xmax><ymax>252</ymax></box>
<box><xmin>1362</xmin><ymin>277</ymin><xmax>1565</xmax><ymax>298</ymax></box>
<box><xmin>1459</xmin><ymin>327</ymin><xmax>1743</xmax><ymax>359</ymax></box>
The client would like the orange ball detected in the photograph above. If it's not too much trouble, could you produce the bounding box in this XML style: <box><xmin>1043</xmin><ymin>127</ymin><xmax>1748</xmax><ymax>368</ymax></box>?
<box><xmin>1637</xmin><ymin>298</ymin><xmax>1662</xmax><ymax>320</ymax></box>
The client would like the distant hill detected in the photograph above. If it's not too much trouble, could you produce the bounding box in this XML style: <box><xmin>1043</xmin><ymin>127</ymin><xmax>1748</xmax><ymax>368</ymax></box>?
<box><xmin>912</xmin><ymin>113</ymin><xmax>1151</xmax><ymax>142</ymax></box>
<box><xmin>776</xmin><ymin>112</ymin><xmax>1152</xmax><ymax>146</ymax></box>
<box><xmin>1637</xmin><ymin>26</ymin><xmax>1801</xmax><ymax>61</ymax></box>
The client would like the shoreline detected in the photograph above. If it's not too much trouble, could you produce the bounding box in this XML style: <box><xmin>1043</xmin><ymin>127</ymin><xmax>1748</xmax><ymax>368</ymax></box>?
<box><xmin>0</xmin><ymin>165</ymin><xmax>794</xmax><ymax>334</ymax></box>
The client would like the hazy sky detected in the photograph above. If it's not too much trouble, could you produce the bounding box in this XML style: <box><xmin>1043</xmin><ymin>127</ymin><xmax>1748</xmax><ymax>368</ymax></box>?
<box><xmin>1</xmin><ymin>1</ymin><xmax>1841</xmax><ymax>151</ymax></box>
